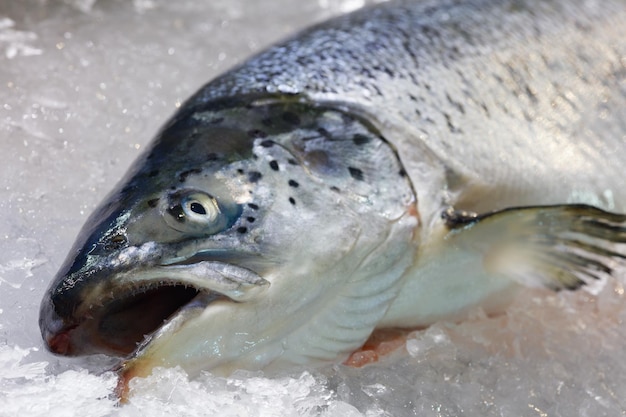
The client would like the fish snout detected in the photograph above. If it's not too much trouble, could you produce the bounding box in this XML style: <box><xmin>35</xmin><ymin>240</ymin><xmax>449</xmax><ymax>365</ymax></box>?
<box><xmin>44</xmin><ymin>326</ymin><xmax>75</xmax><ymax>356</ymax></box>
<box><xmin>39</xmin><ymin>295</ymin><xmax>78</xmax><ymax>356</ymax></box>
<box><xmin>40</xmin><ymin>292</ymin><xmax>102</xmax><ymax>357</ymax></box>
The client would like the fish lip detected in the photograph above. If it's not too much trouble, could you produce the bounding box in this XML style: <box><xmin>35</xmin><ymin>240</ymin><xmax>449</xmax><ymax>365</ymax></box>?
<box><xmin>103</xmin><ymin>259</ymin><xmax>269</xmax><ymax>313</ymax></box>
<box><xmin>42</xmin><ymin>245</ymin><xmax>269</xmax><ymax>360</ymax></box>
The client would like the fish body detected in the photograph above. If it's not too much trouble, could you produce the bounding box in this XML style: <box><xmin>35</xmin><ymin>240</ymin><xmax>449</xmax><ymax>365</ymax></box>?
<box><xmin>40</xmin><ymin>0</ymin><xmax>626</xmax><ymax>381</ymax></box>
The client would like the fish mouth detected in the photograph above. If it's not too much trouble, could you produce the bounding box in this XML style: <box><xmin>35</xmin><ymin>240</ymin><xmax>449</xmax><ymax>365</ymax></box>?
<box><xmin>89</xmin><ymin>283</ymin><xmax>209</xmax><ymax>356</ymax></box>
<box><xmin>42</xmin><ymin>255</ymin><xmax>269</xmax><ymax>358</ymax></box>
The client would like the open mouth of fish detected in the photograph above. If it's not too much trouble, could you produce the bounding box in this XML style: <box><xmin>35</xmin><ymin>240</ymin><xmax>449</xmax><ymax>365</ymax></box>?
<box><xmin>44</xmin><ymin>254</ymin><xmax>269</xmax><ymax>358</ymax></box>
<box><xmin>85</xmin><ymin>282</ymin><xmax>207</xmax><ymax>356</ymax></box>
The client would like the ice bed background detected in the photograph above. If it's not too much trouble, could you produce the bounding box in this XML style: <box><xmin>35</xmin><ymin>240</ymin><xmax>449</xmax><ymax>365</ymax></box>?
<box><xmin>1</xmin><ymin>0</ymin><xmax>626</xmax><ymax>416</ymax></box>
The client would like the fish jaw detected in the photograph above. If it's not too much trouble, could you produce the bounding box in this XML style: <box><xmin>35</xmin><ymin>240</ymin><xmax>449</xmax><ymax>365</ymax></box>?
<box><xmin>39</xmin><ymin>236</ymin><xmax>268</xmax><ymax>358</ymax></box>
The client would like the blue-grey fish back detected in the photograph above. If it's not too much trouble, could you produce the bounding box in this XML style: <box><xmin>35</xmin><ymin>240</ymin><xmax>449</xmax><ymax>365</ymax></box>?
<box><xmin>184</xmin><ymin>0</ymin><xmax>626</xmax><ymax>216</ymax></box>
<box><xmin>192</xmin><ymin>0</ymin><xmax>625</xmax><ymax>104</ymax></box>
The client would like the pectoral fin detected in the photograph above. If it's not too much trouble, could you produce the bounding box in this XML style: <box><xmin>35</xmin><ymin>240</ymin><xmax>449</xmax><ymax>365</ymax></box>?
<box><xmin>443</xmin><ymin>204</ymin><xmax>626</xmax><ymax>292</ymax></box>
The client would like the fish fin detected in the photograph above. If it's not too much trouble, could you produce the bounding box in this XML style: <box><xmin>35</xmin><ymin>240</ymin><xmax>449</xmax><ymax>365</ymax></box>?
<box><xmin>443</xmin><ymin>204</ymin><xmax>626</xmax><ymax>292</ymax></box>
<box><xmin>343</xmin><ymin>328</ymin><xmax>411</xmax><ymax>367</ymax></box>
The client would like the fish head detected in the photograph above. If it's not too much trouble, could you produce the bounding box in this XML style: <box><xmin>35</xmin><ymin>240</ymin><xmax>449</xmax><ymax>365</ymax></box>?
<box><xmin>40</xmin><ymin>96</ymin><xmax>418</xmax><ymax>376</ymax></box>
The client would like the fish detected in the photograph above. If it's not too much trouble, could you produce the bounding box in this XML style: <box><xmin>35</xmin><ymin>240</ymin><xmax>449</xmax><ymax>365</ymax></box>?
<box><xmin>39</xmin><ymin>0</ymin><xmax>626</xmax><ymax>393</ymax></box>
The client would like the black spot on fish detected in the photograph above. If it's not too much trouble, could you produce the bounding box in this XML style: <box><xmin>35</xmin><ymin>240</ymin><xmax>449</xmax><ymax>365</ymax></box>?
<box><xmin>237</xmin><ymin>226</ymin><xmax>248</xmax><ymax>234</ymax></box>
<box><xmin>148</xmin><ymin>170</ymin><xmax>160</xmax><ymax>177</ymax></box>
<box><xmin>248</xmin><ymin>129</ymin><xmax>268</xmax><ymax>139</ymax></box>
<box><xmin>317</xmin><ymin>127</ymin><xmax>332</xmax><ymax>139</ymax></box>
<box><xmin>446</xmin><ymin>93</ymin><xmax>466</xmax><ymax>114</ymax></box>
<box><xmin>246</xmin><ymin>217</ymin><xmax>255</xmax><ymax>223</ymax></box>
<box><xmin>248</xmin><ymin>171</ymin><xmax>263</xmax><ymax>183</ymax></box>
<box><xmin>147</xmin><ymin>198</ymin><xmax>159</xmax><ymax>208</ymax></box>
<box><xmin>330</xmin><ymin>186</ymin><xmax>340</xmax><ymax>192</ymax></box>
<box><xmin>260</xmin><ymin>139</ymin><xmax>275</xmax><ymax>148</ymax></box>
<box><xmin>288</xmin><ymin>179</ymin><xmax>299</xmax><ymax>188</ymax></box>
<box><xmin>444</xmin><ymin>113</ymin><xmax>461</xmax><ymax>133</ymax></box>
<box><xmin>248</xmin><ymin>203</ymin><xmax>259</xmax><ymax>210</ymax></box>
<box><xmin>282</xmin><ymin>111</ymin><xmax>300</xmax><ymax>125</ymax></box>
<box><xmin>269</xmin><ymin>160</ymin><xmax>279</xmax><ymax>171</ymax></box>
<box><xmin>382</xmin><ymin>66</ymin><xmax>395</xmax><ymax>78</ymax></box>
<box><xmin>474</xmin><ymin>101</ymin><xmax>490</xmax><ymax>117</ymax></box>
<box><xmin>288</xmin><ymin>158</ymin><xmax>298</xmax><ymax>166</ymax></box>
<box><xmin>178</xmin><ymin>168</ymin><xmax>202</xmax><ymax>183</ymax></box>
<box><xmin>206</xmin><ymin>153</ymin><xmax>219</xmax><ymax>161</ymax></box>
<box><xmin>352</xmin><ymin>133</ymin><xmax>371</xmax><ymax>145</ymax></box>
<box><xmin>289</xmin><ymin>197</ymin><xmax>296</xmax><ymax>205</ymax></box>
<box><xmin>361</xmin><ymin>67</ymin><xmax>375</xmax><ymax>80</ymax></box>
<box><xmin>348</xmin><ymin>167</ymin><xmax>364</xmax><ymax>181</ymax></box>
<box><xmin>399</xmin><ymin>168</ymin><xmax>407</xmax><ymax>177</ymax></box>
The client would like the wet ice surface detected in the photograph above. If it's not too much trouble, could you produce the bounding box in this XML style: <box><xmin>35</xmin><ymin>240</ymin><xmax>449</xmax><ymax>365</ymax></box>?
<box><xmin>1</xmin><ymin>0</ymin><xmax>626</xmax><ymax>416</ymax></box>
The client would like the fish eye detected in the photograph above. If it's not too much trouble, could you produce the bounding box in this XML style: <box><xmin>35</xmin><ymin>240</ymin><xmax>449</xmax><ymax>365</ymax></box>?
<box><xmin>181</xmin><ymin>193</ymin><xmax>220</xmax><ymax>222</ymax></box>
<box><xmin>189</xmin><ymin>202</ymin><xmax>206</xmax><ymax>215</ymax></box>
<box><xmin>163</xmin><ymin>189</ymin><xmax>240</xmax><ymax>236</ymax></box>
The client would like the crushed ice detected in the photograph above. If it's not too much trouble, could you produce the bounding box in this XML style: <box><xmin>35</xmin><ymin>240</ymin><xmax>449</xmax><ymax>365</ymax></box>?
<box><xmin>0</xmin><ymin>17</ymin><xmax>41</xmax><ymax>59</ymax></box>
